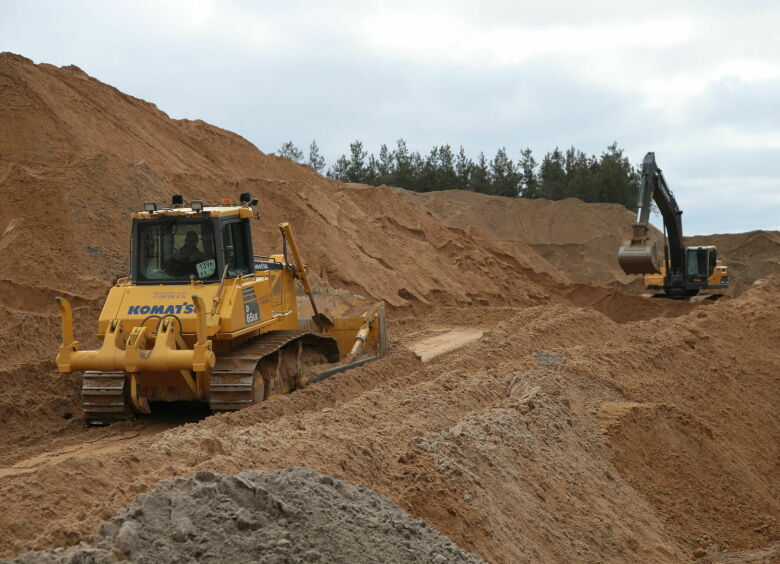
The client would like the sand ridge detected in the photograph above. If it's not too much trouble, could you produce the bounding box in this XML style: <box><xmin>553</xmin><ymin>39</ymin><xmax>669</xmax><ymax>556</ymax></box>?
<box><xmin>0</xmin><ymin>53</ymin><xmax>778</xmax><ymax>563</ymax></box>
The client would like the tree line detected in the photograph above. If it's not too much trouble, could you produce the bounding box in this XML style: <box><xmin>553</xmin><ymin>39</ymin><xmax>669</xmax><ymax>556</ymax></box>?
<box><xmin>278</xmin><ymin>140</ymin><xmax>640</xmax><ymax>211</ymax></box>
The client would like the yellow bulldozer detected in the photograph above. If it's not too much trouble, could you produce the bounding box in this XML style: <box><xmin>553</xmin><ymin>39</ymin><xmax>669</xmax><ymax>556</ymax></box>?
<box><xmin>55</xmin><ymin>193</ymin><xmax>387</xmax><ymax>425</ymax></box>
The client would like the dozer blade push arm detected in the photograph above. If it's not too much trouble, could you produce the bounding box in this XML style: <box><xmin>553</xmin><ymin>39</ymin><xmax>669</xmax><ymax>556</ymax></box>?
<box><xmin>55</xmin><ymin>296</ymin><xmax>80</xmax><ymax>371</ymax></box>
<box><xmin>279</xmin><ymin>222</ymin><xmax>332</xmax><ymax>332</ymax></box>
<box><xmin>53</xmin><ymin>295</ymin><xmax>215</xmax><ymax>373</ymax></box>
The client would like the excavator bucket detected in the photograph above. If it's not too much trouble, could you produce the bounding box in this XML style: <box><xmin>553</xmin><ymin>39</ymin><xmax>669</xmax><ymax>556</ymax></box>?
<box><xmin>618</xmin><ymin>240</ymin><xmax>661</xmax><ymax>275</ymax></box>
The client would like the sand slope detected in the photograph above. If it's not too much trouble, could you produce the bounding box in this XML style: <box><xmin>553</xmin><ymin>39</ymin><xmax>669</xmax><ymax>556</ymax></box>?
<box><xmin>0</xmin><ymin>53</ymin><xmax>777</xmax><ymax>564</ymax></box>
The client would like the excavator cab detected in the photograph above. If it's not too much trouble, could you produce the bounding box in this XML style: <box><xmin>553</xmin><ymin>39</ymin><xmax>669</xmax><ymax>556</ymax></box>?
<box><xmin>686</xmin><ymin>247</ymin><xmax>713</xmax><ymax>285</ymax></box>
<box><xmin>685</xmin><ymin>246</ymin><xmax>728</xmax><ymax>291</ymax></box>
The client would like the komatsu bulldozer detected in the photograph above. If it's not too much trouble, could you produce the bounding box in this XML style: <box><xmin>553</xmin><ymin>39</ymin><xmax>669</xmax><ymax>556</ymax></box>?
<box><xmin>618</xmin><ymin>152</ymin><xmax>729</xmax><ymax>299</ymax></box>
<box><xmin>55</xmin><ymin>194</ymin><xmax>387</xmax><ymax>425</ymax></box>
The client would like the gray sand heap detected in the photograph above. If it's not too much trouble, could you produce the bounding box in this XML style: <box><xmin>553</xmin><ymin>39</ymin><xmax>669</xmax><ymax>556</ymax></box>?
<box><xmin>6</xmin><ymin>467</ymin><xmax>483</xmax><ymax>563</ymax></box>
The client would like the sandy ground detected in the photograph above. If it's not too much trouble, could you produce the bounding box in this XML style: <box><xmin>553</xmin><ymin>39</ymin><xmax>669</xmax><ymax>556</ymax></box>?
<box><xmin>0</xmin><ymin>52</ymin><xmax>778</xmax><ymax>563</ymax></box>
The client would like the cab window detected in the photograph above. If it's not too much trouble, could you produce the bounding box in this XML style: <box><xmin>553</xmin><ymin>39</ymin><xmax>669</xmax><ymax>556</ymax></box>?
<box><xmin>222</xmin><ymin>221</ymin><xmax>250</xmax><ymax>276</ymax></box>
<box><xmin>136</xmin><ymin>219</ymin><xmax>217</xmax><ymax>283</ymax></box>
<box><xmin>686</xmin><ymin>248</ymin><xmax>709</xmax><ymax>280</ymax></box>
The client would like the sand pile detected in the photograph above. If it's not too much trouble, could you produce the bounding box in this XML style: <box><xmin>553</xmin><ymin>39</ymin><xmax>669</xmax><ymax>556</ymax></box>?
<box><xmin>399</xmin><ymin>190</ymin><xmax>780</xmax><ymax>296</ymax></box>
<box><xmin>5</xmin><ymin>467</ymin><xmax>482</xmax><ymax>563</ymax></box>
<box><xmin>1</xmin><ymin>52</ymin><xmax>778</xmax><ymax>564</ymax></box>
<box><xmin>396</xmin><ymin>189</ymin><xmax>663</xmax><ymax>284</ymax></box>
<box><xmin>1</xmin><ymin>279</ymin><xmax>777</xmax><ymax>562</ymax></box>
<box><xmin>0</xmin><ymin>51</ymin><xmax>563</xmax><ymax>445</ymax></box>
<box><xmin>0</xmin><ymin>52</ymin><xmax>568</xmax><ymax>314</ymax></box>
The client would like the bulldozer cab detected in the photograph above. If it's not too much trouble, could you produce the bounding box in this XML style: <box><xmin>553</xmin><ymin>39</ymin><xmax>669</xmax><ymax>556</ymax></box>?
<box><xmin>132</xmin><ymin>214</ymin><xmax>253</xmax><ymax>284</ymax></box>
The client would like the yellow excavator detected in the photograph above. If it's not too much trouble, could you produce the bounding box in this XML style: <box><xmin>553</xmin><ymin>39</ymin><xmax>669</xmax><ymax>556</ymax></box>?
<box><xmin>618</xmin><ymin>152</ymin><xmax>729</xmax><ymax>299</ymax></box>
<box><xmin>55</xmin><ymin>193</ymin><xmax>387</xmax><ymax>425</ymax></box>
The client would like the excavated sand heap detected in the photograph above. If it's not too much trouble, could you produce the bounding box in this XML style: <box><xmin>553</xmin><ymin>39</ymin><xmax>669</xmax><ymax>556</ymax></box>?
<box><xmin>0</xmin><ymin>53</ymin><xmax>778</xmax><ymax>564</ymax></box>
<box><xmin>399</xmin><ymin>189</ymin><xmax>780</xmax><ymax>293</ymax></box>
<box><xmin>396</xmin><ymin>189</ymin><xmax>662</xmax><ymax>284</ymax></box>
<box><xmin>4</xmin><ymin>467</ymin><xmax>483</xmax><ymax>564</ymax></box>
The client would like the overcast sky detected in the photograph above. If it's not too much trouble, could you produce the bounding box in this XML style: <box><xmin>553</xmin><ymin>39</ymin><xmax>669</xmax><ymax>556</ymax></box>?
<box><xmin>3</xmin><ymin>0</ymin><xmax>779</xmax><ymax>234</ymax></box>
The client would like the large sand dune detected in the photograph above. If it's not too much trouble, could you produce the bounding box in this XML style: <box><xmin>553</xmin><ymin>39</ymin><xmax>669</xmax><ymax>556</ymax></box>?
<box><xmin>0</xmin><ymin>53</ymin><xmax>777</xmax><ymax>563</ymax></box>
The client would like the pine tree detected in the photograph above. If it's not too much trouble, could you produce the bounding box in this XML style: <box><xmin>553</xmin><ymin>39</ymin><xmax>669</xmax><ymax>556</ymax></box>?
<box><xmin>489</xmin><ymin>147</ymin><xmax>521</xmax><ymax>197</ymax></box>
<box><xmin>327</xmin><ymin>155</ymin><xmax>350</xmax><ymax>181</ymax></box>
<box><xmin>595</xmin><ymin>142</ymin><xmax>639</xmax><ymax>210</ymax></box>
<box><xmin>470</xmin><ymin>152</ymin><xmax>492</xmax><ymax>194</ymax></box>
<box><xmin>307</xmin><ymin>140</ymin><xmax>326</xmax><ymax>173</ymax></box>
<box><xmin>393</xmin><ymin>139</ymin><xmax>416</xmax><ymax>190</ymax></box>
<box><xmin>455</xmin><ymin>146</ymin><xmax>472</xmax><ymax>191</ymax></box>
<box><xmin>376</xmin><ymin>144</ymin><xmax>394</xmax><ymax>185</ymax></box>
<box><xmin>420</xmin><ymin>146</ymin><xmax>440</xmax><ymax>191</ymax></box>
<box><xmin>437</xmin><ymin>144</ymin><xmax>458</xmax><ymax>190</ymax></box>
<box><xmin>344</xmin><ymin>140</ymin><xmax>368</xmax><ymax>183</ymax></box>
<box><xmin>278</xmin><ymin>141</ymin><xmax>304</xmax><ymax>163</ymax></box>
<box><xmin>518</xmin><ymin>148</ymin><xmax>540</xmax><ymax>198</ymax></box>
<box><xmin>539</xmin><ymin>148</ymin><xmax>566</xmax><ymax>200</ymax></box>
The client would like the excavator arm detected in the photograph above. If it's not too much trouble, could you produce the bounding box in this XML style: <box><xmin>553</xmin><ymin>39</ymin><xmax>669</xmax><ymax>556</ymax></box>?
<box><xmin>618</xmin><ymin>152</ymin><xmax>685</xmax><ymax>276</ymax></box>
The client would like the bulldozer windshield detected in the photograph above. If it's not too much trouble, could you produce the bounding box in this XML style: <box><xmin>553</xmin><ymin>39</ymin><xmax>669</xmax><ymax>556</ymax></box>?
<box><xmin>135</xmin><ymin>218</ymin><xmax>219</xmax><ymax>283</ymax></box>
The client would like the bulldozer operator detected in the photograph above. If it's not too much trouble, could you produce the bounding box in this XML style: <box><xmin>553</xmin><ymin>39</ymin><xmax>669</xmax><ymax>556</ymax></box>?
<box><xmin>166</xmin><ymin>230</ymin><xmax>213</xmax><ymax>278</ymax></box>
<box><xmin>175</xmin><ymin>230</ymin><xmax>206</xmax><ymax>263</ymax></box>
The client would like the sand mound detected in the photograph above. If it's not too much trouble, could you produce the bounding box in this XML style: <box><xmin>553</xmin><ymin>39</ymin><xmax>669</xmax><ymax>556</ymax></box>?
<box><xmin>396</xmin><ymin>189</ymin><xmax>663</xmax><ymax>284</ymax></box>
<box><xmin>5</xmin><ymin>467</ymin><xmax>481</xmax><ymax>563</ymax></box>
<box><xmin>0</xmin><ymin>52</ymin><xmax>569</xmax><ymax>316</ymax></box>
<box><xmin>398</xmin><ymin>190</ymin><xmax>780</xmax><ymax>296</ymax></box>
<box><xmin>1</xmin><ymin>52</ymin><xmax>778</xmax><ymax>564</ymax></box>
<box><xmin>1</xmin><ymin>279</ymin><xmax>776</xmax><ymax>562</ymax></box>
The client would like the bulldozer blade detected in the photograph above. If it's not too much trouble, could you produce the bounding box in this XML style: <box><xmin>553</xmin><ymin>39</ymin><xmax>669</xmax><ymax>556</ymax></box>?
<box><xmin>618</xmin><ymin>241</ymin><xmax>661</xmax><ymax>275</ymax></box>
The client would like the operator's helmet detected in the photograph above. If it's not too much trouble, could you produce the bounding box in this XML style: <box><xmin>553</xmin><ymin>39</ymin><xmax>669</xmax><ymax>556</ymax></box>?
<box><xmin>185</xmin><ymin>230</ymin><xmax>199</xmax><ymax>245</ymax></box>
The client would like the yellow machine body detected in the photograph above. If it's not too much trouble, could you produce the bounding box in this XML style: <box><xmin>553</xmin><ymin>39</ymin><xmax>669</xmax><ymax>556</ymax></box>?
<box><xmin>55</xmin><ymin>201</ymin><xmax>387</xmax><ymax>423</ymax></box>
<box><xmin>643</xmin><ymin>252</ymin><xmax>729</xmax><ymax>292</ymax></box>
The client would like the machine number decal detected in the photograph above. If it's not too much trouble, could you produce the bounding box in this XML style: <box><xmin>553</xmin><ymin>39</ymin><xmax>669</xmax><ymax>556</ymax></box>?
<box><xmin>196</xmin><ymin>259</ymin><xmax>216</xmax><ymax>278</ymax></box>
<box><xmin>245</xmin><ymin>301</ymin><xmax>260</xmax><ymax>324</ymax></box>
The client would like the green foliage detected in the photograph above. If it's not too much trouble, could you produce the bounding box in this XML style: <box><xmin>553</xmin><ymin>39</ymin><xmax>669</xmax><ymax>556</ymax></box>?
<box><xmin>307</xmin><ymin>140</ymin><xmax>326</xmax><ymax>173</ymax></box>
<box><xmin>318</xmin><ymin>138</ymin><xmax>638</xmax><ymax>210</ymax></box>
<box><xmin>278</xmin><ymin>141</ymin><xmax>304</xmax><ymax>163</ymax></box>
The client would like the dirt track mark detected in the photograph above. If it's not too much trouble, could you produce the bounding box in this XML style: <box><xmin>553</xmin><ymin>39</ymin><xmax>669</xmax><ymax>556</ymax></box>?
<box><xmin>0</xmin><ymin>423</ymin><xmax>165</xmax><ymax>477</ymax></box>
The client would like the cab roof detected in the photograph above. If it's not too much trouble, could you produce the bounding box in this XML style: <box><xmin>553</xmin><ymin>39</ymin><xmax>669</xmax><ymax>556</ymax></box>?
<box><xmin>131</xmin><ymin>205</ymin><xmax>254</xmax><ymax>220</ymax></box>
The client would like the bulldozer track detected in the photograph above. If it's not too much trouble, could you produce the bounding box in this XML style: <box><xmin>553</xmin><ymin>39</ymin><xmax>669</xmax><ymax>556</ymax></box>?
<box><xmin>209</xmin><ymin>330</ymin><xmax>340</xmax><ymax>412</ymax></box>
<box><xmin>79</xmin><ymin>331</ymin><xmax>341</xmax><ymax>423</ymax></box>
<box><xmin>81</xmin><ymin>372</ymin><xmax>134</xmax><ymax>426</ymax></box>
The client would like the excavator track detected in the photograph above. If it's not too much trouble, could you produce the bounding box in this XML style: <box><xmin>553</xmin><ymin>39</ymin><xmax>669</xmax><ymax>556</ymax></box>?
<box><xmin>81</xmin><ymin>371</ymin><xmax>134</xmax><ymax>426</ymax></box>
<box><xmin>209</xmin><ymin>330</ymin><xmax>340</xmax><ymax>412</ymax></box>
